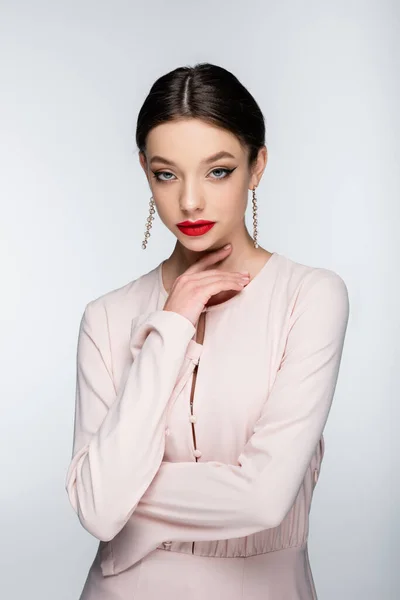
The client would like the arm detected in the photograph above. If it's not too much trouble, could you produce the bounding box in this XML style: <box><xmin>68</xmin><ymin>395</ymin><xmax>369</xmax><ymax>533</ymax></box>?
<box><xmin>65</xmin><ymin>301</ymin><xmax>202</xmax><ymax>542</ymax></box>
<box><xmin>123</xmin><ymin>271</ymin><xmax>350</xmax><ymax>546</ymax></box>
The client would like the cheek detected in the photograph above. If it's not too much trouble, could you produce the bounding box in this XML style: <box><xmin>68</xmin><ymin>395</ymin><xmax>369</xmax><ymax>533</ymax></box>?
<box><xmin>151</xmin><ymin>191</ymin><xmax>180</xmax><ymax>229</ymax></box>
<box><xmin>154</xmin><ymin>201</ymin><xmax>173</xmax><ymax>227</ymax></box>
<box><xmin>217</xmin><ymin>185</ymin><xmax>248</xmax><ymax>219</ymax></box>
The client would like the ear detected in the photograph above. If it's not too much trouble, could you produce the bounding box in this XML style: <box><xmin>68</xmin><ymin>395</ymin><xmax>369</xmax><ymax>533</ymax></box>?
<box><xmin>249</xmin><ymin>146</ymin><xmax>268</xmax><ymax>190</ymax></box>
<box><xmin>139</xmin><ymin>151</ymin><xmax>151</xmax><ymax>185</ymax></box>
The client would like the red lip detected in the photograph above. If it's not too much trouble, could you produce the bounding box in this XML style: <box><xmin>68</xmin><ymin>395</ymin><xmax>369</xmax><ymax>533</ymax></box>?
<box><xmin>177</xmin><ymin>220</ymin><xmax>215</xmax><ymax>226</ymax></box>
<box><xmin>176</xmin><ymin>220</ymin><xmax>216</xmax><ymax>237</ymax></box>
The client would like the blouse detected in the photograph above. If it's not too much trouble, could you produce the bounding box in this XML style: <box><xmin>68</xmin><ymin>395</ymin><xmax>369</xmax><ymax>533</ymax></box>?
<box><xmin>65</xmin><ymin>251</ymin><xmax>350</xmax><ymax>577</ymax></box>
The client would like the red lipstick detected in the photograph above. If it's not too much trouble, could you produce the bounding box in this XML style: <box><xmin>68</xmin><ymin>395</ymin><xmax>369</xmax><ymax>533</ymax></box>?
<box><xmin>176</xmin><ymin>220</ymin><xmax>216</xmax><ymax>237</ymax></box>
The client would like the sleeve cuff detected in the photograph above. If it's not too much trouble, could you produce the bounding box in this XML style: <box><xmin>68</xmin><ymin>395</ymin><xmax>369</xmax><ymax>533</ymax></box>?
<box><xmin>130</xmin><ymin>309</ymin><xmax>201</xmax><ymax>358</ymax></box>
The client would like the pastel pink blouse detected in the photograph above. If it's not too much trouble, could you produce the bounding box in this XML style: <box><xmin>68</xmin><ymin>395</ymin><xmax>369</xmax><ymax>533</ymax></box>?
<box><xmin>65</xmin><ymin>251</ymin><xmax>349</xmax><ymax>578</ymax></box>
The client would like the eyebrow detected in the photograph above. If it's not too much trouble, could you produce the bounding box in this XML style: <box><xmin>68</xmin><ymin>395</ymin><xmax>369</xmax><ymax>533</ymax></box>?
<box><xmin>149</xmin><ymin>151</ymin><xmax>237</xmax><ymax>167</ymax></box>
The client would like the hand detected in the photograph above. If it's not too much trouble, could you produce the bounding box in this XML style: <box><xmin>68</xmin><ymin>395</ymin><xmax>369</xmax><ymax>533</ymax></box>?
<box><xmin>162</xmin><ymin>245</ymin><xmax>250</xmax><ymax>326</ymax></box>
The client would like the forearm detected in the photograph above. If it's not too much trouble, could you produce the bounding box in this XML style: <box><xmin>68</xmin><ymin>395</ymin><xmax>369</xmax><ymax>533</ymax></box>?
<box><xmin>66</xmin><ymin>309</ymin><xmax>201</xmax><ymax>541</ymax></box>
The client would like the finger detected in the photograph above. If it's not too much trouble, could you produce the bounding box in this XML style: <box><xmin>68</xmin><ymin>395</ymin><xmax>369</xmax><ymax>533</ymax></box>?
<box><xmin>184</xmin><ymin>245</ymin><xmax>232</xmax><ymax>275</ymax></box>
<box><xmin>202</xmin><ymin>277</ymin><xmax>249</xmax><ymax>299</ymax></box>
<box><xmin>190</xmin><ymin>273</ymin><xmax>249</xmax><ymax>295</ymax></box>
<box><xmin>181</xmin><ymin>270</ymin><xmax>249</xmax><ymax>287</ymax></box>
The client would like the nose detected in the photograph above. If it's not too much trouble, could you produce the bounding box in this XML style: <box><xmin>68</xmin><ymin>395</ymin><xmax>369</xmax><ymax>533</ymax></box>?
<box><xmin>179</xmin><ymin>180</ymin><xmax>205</xmax><ymax>214</ymax></box>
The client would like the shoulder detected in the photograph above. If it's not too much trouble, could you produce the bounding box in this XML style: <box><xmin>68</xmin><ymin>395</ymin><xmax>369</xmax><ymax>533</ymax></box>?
<box><xmin>276</xmin><ymin>251</ymin><xmax>348</xmax><ymax>291</ymax></box>
<box><xmin>81</xmin><ymin>263</ymin><xmax>160</xmax><ymax>331</ymax></box>
<box><xmin>275</xmin><ymin>252</ymin><xmax>349</xmax><ymax>317</ymax></box>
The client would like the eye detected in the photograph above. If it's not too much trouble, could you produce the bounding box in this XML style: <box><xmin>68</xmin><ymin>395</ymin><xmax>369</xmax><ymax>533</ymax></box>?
<box><xmin>151</xmin><ymin>167</ymin><xmax>236</xmax><ymax>183</ymax></box>
<box><xmin>209</xmin><ymin>168</ymin><xmax>234</xmax><ymax>179</ymax></box>
<box><xmin>152</xmin><ymin>171</ymin><xmax>176</xmax><ymax>182</ymax></box>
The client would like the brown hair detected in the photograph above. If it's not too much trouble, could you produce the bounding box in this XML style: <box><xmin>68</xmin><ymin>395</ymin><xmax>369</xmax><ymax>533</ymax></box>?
<box><xmin>135</xmin><ymin>62</ymin><xmax>266</xmax><ymax>166</ymax></box>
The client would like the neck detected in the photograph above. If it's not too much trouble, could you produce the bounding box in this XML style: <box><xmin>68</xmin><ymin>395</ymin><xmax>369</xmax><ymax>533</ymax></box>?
<box><xmin>163</xmin><ymin>226</ymin><xmax>271</xmax><ymax>284</ymax></box>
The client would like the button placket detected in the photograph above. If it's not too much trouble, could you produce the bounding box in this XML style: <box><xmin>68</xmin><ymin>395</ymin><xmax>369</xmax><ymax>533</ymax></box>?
<box><xmin>313</xmin><ymin>468</ymin><xmax>319</xmax><ymax>485</ymax></box>
<box><xmin>188</xmin><ymin>313</ymin><xmax>206</xmax><ymax>464</ymax></box>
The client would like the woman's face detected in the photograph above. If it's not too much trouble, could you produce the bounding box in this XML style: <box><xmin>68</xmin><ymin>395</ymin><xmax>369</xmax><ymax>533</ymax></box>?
<box><xmin>139</xmin><ymin>118</ymin><xmax>267</xmax><ymax>251</ymax></box>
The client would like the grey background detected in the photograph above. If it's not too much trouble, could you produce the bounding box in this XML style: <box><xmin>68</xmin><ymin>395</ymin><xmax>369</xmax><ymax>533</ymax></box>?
<box><xmin>0</xmin><ymin>1</ymin><xmax>398</xmax><ymax>598</ymax></box>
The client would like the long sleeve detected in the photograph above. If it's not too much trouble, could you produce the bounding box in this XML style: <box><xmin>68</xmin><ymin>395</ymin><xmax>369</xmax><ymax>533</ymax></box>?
<box><xmin>65</xmin><ymin>301</ymin><xmax>202</xmax><ymax>542</ymax></box>
<box><xmin>117</xmin><ymin>272</ymin><xmax>350</xmax><ymax>551</ymax></box>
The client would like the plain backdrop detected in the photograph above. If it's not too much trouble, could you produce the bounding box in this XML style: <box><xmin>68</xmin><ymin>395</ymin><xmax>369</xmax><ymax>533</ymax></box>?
<box><xmin>0</xmin><ymin>1</ymin><xmax>398</xmax><ymax>599</ymax></box>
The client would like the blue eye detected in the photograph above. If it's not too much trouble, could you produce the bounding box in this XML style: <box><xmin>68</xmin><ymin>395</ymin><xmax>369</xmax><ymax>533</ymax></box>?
<box><xmin>152</xmin><ymin>167</ymin><xmax>235</xmax><ymax>183</ymax></box>
<box><xmin>153</xmin><ymin>171</ymin><xmax>175</xmax><ymax>182</ymax></box>
<box><xmin>209</xmin><ymin>168</ymin><xmax>233</xmax><ymax>179</ymax></box>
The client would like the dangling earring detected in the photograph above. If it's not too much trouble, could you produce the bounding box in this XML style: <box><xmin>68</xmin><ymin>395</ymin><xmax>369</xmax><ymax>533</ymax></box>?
<box><xmin>252</xmin><ymin>187</ymin><xmax>259</xmax><ymax>249</ymax></box>
<box><xmin>142</xmin><ymin>196</ymin><xmax>156</xmax><ymax>249</ymax></box>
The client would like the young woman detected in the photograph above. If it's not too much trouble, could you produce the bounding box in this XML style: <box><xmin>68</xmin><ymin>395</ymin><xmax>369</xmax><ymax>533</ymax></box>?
<box><xmin>65</xmin><ymin>62</ymin><xmax>350</xmax><ymax>599</ymax></box>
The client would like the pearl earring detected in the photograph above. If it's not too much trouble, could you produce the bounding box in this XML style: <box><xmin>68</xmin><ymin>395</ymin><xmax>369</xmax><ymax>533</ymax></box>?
<box><xmin>142</xmin><ymin>196</ymin><xmax>156</xmax><ymax>250</ymax></box>
<box><xmin>252</xmin><ymin>187</ymin><xmax>259</xmax><ymax>249</ymax></box>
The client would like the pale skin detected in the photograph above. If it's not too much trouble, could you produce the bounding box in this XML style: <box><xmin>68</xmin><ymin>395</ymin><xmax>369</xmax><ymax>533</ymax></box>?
<box><xmin>139</xmin><ymin>117</ymin><xmax>273</xmax><ymax>327</ymax></box>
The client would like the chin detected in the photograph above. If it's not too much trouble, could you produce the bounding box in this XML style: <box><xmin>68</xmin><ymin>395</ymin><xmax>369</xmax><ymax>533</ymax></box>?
<box><xmin>175</xmin><ymin>229</ymin><xmax>221</xmax><ymax>252</ymax></box>
<box><xmin>180</xmin><ymin>236</ymin><xmax>224</xmax><ymax>254</ymax></box>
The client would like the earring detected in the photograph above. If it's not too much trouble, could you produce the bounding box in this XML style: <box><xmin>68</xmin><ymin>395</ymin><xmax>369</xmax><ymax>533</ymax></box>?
<box><xmin>252</xmin><ymin>187</ymin><xmax>259</xmax><ymax>249</ymax></box>
<box><xmin>142</xmin><ymin>196</ymin><xmax>156</xmax><ymax>249</ymax></box>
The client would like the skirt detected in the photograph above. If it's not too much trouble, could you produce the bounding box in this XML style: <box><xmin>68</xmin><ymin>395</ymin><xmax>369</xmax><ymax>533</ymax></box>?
<box><xmin>79</xmin><ymin>542</ymin><xmax>318</xmax><ymax>600</ymax></box>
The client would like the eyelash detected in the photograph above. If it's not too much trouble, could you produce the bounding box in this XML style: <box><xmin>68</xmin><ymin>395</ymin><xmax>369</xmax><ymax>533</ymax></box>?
<box><xmin>151</xmin><ymin>167</ymin><xmax>236</xmax><ymax>183</ymax></box>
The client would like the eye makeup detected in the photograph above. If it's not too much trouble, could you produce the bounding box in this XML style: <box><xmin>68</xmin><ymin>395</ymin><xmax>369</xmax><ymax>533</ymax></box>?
<box><xmin>151</xmin><ymin>166</ymin><xmax>237</xmax><ymax>183</ymax></box>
